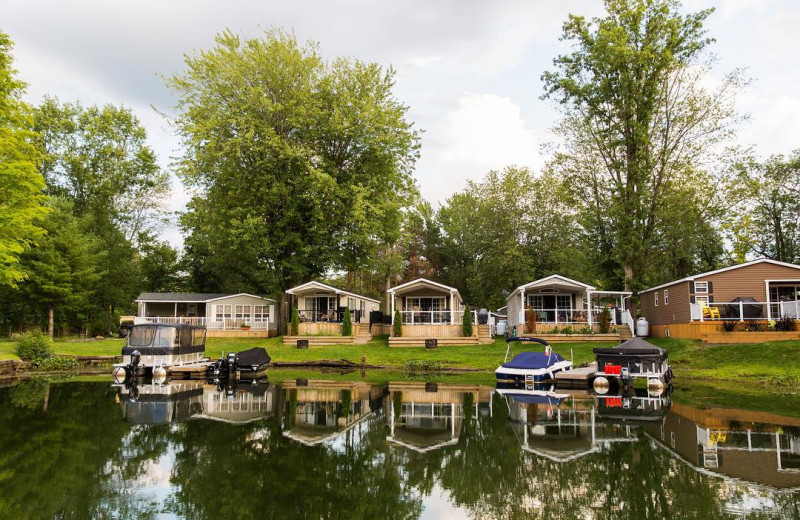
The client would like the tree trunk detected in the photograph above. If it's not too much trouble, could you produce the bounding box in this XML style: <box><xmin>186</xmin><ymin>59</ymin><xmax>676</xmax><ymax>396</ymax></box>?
<box><xmin>47</xmin><ymin>304</ymin><xmax>54</xmax><ymax>338</ymax></box>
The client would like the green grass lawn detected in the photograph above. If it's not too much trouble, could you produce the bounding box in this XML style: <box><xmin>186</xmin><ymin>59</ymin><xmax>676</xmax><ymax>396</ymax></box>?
<box><xmin>2</xmin><ymin>334</ymin><xmax>800</xmax><ymax>388</ymax></box>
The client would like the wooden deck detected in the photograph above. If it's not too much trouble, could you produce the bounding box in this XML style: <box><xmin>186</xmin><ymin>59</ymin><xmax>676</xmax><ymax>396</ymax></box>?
<box><xmin>554</xmin><ymin>362</ymin><xmax>597</xmax><ymax>388</ymax></box>
<box><xmin>282</xmin><ymin>335</ymin><xmax>355</xmax><ymax>346</ymax></box>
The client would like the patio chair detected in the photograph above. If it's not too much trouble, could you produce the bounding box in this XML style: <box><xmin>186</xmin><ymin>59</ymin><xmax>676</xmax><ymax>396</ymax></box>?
<box><xmin>702</xmin><ymin>305</ymin><xmax>720</xmax><ymax>319</ymax></box>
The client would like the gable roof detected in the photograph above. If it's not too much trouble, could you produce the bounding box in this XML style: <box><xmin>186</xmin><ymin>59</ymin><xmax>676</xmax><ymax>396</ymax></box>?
<box><xmin>506</xmin><ymin>275</ymin><xmax>595</xmax><ymax>302</ymax></box>
<box><xmin>386</xmin><ymin>278</ymin><xmax>462</xmax><ymax>300</ymax></box>
<box><xmin>640</xmin><ymin>258</ymin><xmax>800</xmax><ymax>294</ymax></box>
<box><xmin>285</xmin><ymin>281</ymin><xmax>381</xmax><ymax>303</ymax></box>
<box><xmin>135</xmin><ymin>292</ymin><xmax>276</xmax><ymax>303</ymax></box>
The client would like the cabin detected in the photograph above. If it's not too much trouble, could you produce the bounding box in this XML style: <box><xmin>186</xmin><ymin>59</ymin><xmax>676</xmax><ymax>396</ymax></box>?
<box><xmin>284</xmin><ymin>281</ymin><xmax>381</xmax><ymax>343</ymax></box>
<box><xmin>385</xmin><ymin>278</ymin><xmax>491</xmax><ymax>346</ymax></box>
<box><xmin>133</xmin><ymin>292</ymin><xmax>277</xmax><ymax>337</ymax></box>
<box><xmin>639</xmin><ymin>258</ymin><xmax>800</xmax><ymax>341</ymax></box>
<box><xmin>505</xmin><ymin>275</ymin><xmax>633</xmax><ymax>341</ymax></box>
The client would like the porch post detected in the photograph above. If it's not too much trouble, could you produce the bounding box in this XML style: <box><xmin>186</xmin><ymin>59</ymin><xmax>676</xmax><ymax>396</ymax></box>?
<box><xmin>765</xmin><ymin>281</ymin><xmax>772</xmax><ymax>320</ymax></box>
<box><xmin>174</xmin><ymin>302</ymin><xmax>177</xmax><ymax>318</ymax></box>
<box><xmin>450</xmin><ymin>292</ymin><xmax>455</xmax><ymax>325</ymax></box>
<box><xmin>390</xmin><ymin>293</ymin><xmax>395</xmax><ymax>324</ymax></box>
<box><xmin>586</xmin><ymin>290</ymin><xmax>593</xmax><ymax>327</ymax></box>
<box><xmin>740</xmin><ymin>301</ymin><xmax>744</xmax><ymax>321</ymax></box>
<box><xmin>520</xmin><ymin>289</ymin><xmax>525</xmax><ymax>327</ymax></box>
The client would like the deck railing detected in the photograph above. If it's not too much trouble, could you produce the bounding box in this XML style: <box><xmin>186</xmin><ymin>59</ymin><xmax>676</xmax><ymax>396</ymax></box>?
<box><xmin>688</xmin><ymin>301</ymin><xmax>800</xmax><ymax>321</ymax></box>
<box><xmin>524</xmin><ymin>308</ymin><xmax>629</xmax><ymax>326</ymax></box>
<box><xmin>296</xmin><ymin>309</ymin><xmax>363</xmax><ymax>323</ymax></box>
<box><xmin>134</xmin><ymin>316</ymin><xmax>272</xmax><ymax>330</ymax></box>
<box><xmin>399</xmin><ymin>310</ymin><xmax>478</xmax><ymax>325</ymax></box>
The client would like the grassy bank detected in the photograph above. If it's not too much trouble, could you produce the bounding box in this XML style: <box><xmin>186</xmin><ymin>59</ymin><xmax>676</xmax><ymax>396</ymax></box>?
<box><xmin>2</xmin><ymin>335</ymin><xmax>799</xmax><ymax>388</ymax></box>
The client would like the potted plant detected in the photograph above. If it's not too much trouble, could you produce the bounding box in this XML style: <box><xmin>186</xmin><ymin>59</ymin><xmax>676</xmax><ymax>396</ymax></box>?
<box><xmin>241</xmin><ymin>323</ymin><xmax>251</xmax><ymax>330</ymax></box>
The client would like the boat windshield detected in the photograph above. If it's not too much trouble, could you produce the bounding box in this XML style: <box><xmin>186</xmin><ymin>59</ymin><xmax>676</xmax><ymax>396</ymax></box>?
<box><xmin>127</xmin><ymin>326</ymin><xmax>177</xmax><ymax>348</ymax></box>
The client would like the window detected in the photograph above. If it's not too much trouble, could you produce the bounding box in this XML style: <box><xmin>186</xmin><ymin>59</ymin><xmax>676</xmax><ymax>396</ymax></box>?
<box><xmin>406</xmin><ymin>297</ymin><xmax>444</xmax><ymax>311</ymax></box>
<box><xmin>556</xmin><ymin>295</ymin><xmax>572</xmax><ymax>310</ymax></box>
<box><xmin>528</xmin><ymin>295</ymin><xmax>544</xmax><ymax>310</ymax></box>
<box><xmin>664</xmin><ymin>289</ymin><xmax>669</xmax><ymax>305</ymax></box>
<box><xmin>254</xmin><ymin>305</ymin><xmax>270</xmax><ymax>322</ymax></box>
<box><xmin>235</xmin><ymin>304</ymin><xmax>252</xmax><ymax>320</ymax></box>
<box><xmin>695</xmin><ymin>295</ymin><xmax>709</xmax><ymax>304</ymax></box>
<box><xmin>215</xmin><ymin>304</ymin><xmax>232</xmax><ymax>320</ymax></box>
<box><xmin>654</xmin><ymin>292</ymin><xmax>659</xmax><ymax>307</ymax></box>
<box><xmin>695</xmin><ymin>282</ymin><xmax>708</xmax><ymax>293</ymax></box>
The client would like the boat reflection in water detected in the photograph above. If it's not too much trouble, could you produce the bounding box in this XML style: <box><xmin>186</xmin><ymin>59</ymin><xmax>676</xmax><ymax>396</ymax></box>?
<box><xmin>115</xmin><ymin>378</ymin><xmax>278</xmax><ymax>425</ymax></box>
<box><xmin>499</xmin><ymin>384</ymin><xmax>671</xmax><ymax>462</ymax></box>
<box><xmin>645</xmin><ymin>402</ymin><xmax>800</xmax><ymax>491</ymax></box>
<box><xmin>281</xmin><ymin>380</ymin><xmax>383</xmax><ymax>446</ymax></box>
<box><xmin>386</xmin><ymin>382</ymin><xmax>493</xmax><ymax>453</ymax></box>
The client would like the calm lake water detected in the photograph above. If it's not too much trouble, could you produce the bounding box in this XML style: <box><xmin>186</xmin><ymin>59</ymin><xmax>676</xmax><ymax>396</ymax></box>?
<box><xmin>0</xmin><ymin>376</ymin><xmax>799</xmax><ymax>519</ymax></box>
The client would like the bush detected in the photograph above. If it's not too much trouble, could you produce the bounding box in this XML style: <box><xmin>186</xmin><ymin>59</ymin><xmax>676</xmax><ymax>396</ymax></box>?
<box><xmin>33</xmin><ymin>356</ymin><xmax>78</xmax><ymax>371</ymax></box>
<box><xmin>401</xmin><ymin>359</ymin><xmax>445</xmax><ymax>373</ymax></box>
<box><xmin>562</xmin><ymin>325</ymin><xmax>573</xmax><ymax>336</ymax></box>
<box><xmin>15</xmin><ymin>331</ymin><xmax>54</xmax><ymax>362</ymax></box>
<box><xmin>579</xmin><ymin>326</ymin><xmax>593</xmax><ymax>335</ymax></box>
<box><xmin>290</xmin><ymin>308</ymin><xmax>300</xmax><ymax>336</ymax></box>
<box><xmin>462</xmin><ymin>305</ymin><xmax>473</xmax><ymax>337</ymax></box>
<box><xmin>524</xmin><ymin>308</ymin><xmax>537</xmax><ymax>334</ymax></box>
<box><xmin>598</xmin><ymin>308</ymin><xmax>612</xmax><ymax>334</ymax></box>
<box><xmin>745</xmin><ymin>321</ymin><xmax>765</xmax><ymax>332</ymax></box>
<box><xmin>550</xmin><ymin>326</ymin><xmax>560</xmax><ymax>334</ymax></box>
<box><xmin>775</xmin><ymin>313</ymin><xmax>795</xmax><ymax>332</ymax></box>
<box><xmin>722</xmin><ymin>320</ymin><xmax>739</xmax><ymax>332</ymax></box>
<box><xmin>342</xmin><ymin>308</ymin><xmax>352</xmax><ymax>336</ymax></box>
<box><xmin>393</xmin><ymin>310</ymin><xmax>403</xmax><ymax>337</ymax></box>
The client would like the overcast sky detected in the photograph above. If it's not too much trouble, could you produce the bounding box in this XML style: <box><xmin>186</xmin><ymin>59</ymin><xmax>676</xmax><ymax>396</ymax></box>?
<box><xmin>4</xmin><ymin>0</ymin><xmax>800</xmax><ymax>247</ymax></box>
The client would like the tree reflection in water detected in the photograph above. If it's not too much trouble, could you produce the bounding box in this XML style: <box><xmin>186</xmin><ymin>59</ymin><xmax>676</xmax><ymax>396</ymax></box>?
<box><xmin>0</xmin><ymin>380</ymin><xmax>797</xmax><ymax>519</ymax></box>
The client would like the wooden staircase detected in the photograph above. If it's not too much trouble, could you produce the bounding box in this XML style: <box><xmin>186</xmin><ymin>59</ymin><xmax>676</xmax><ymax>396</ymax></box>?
<box><xmin>354</xmin><ymin>324</ymin><xmax>372</xmax><ymax>344</ymax></box>
<box><xmin>618</xmin><ymin>325</ymin><xmax>633</xmax><ymax>340</ymax></box>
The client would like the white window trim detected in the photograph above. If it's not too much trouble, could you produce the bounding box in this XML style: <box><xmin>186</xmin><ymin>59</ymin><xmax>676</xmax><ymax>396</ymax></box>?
<box><xmin>695</xmin><ymin>281</ymin><xmax>709</xmax><ymax>293</ymax></box>
<box><xmin>654</xmin><ymin>292</ymin><xmax>659</xmax><ymax>307</ymax></box>
<box><xmin>664</xmin><ymin>289</ymin><xmax>669</xmax><ymax>306</ymax></box>
<box><xmin>695</xmin><ymin>295</ymin><xmax>710</xmax><ymax>304</ymax></box>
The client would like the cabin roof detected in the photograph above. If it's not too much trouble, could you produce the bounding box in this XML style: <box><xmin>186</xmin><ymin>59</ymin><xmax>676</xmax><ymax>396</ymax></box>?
<box><xmin>135</xmin><ymin>292</ymin><xmax>276</xmax><ymax>303</ymax></box>
<box><xmin>640</xmin><ymin>258</ymin><xmax>800</xmax><ymax>294</ymax></box>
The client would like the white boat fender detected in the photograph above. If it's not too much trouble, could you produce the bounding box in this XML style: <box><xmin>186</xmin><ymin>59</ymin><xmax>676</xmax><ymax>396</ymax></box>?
<box><xmin>153</xmin><ymin>365</ymin><xmax>167</xmax><ymax>383</ymax></box>
<box><xmin>593</xmin><ymin>376</ymin><xmax>610</xmax><ymax>394</ymax></box>
<box><xmin>545</xmin><ymin>345</ymin><xmax>552</xmax><ymax>357</ymax></box>
<box><xmin>112</xmin><ymin>366</ymin><xmax>127</xmax><ymax>384</ymax></box>
<box><xmin>647</xmin><ymin>378</ymin><xmax>665</xmax><ymax>395</ymax></box>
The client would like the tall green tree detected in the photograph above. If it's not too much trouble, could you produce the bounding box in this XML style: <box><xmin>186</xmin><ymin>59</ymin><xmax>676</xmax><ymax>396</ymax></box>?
<box><xmin>542</xmin><ymin>0</ymin><xmax>740</xmax><ymax>295</ymax></box>
<box><xmin>436</xmin><ymin>166</ymin><xmax>584</xmax><ymax>309</ymax></box>
<box><xmin>724</xmin><ymin>151</ymin><xmax>800</xmax><ymax>263</ymax></box>
<box><xmin>0</xmin><ymin>31</ymin><xmax>48</xmax><ymax>287</ymax></box>
<box><xmin>169</xmin><ymin>29</ymin><xmax>420</xmax><ymax>317</ymax></box>
<box><xmin>19</xmin><ymin>197</ymin><xmax>100</xmax><ymax>336</ymax></box>
<box><xmin>33</xmin><ymin>99</ymin><xmax>169</xmax><ymax>333</ymax></box>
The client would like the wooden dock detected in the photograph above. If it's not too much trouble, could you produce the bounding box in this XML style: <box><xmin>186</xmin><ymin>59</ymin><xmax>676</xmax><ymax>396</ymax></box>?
<box><xmin>168</xmin><ymin>361</ymin><xmax>215</xmax><ymax>379</ymax></box>
<box><xmin>555</xmin><ymin>362</ymin><xmax>597</xmax><ymax>388</ymax></box>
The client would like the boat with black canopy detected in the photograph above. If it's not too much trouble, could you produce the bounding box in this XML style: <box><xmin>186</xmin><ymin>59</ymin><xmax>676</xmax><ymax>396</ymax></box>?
<box><xmin>593</xmin><ymin>337</ymin><xmax>673</xmax><ymax>393</ymax></box>
<box><xmin>495</xmin><ymin>337</ymin><xmax>573</xmax><ymax>385</ymax></box>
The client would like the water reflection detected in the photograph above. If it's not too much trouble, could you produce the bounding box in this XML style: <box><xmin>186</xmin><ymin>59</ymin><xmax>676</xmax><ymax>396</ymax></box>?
<box><xmin>116</xmin><ymin>378</ymin><xmax>278</xmax><ymax>425</ymax></box>
<box><xmin>386</xmin><ymin>382</ymin><xmax>493</xmax><ymax>453</ymax></box>
<box><xmin>0</xmin><ymin>377</ymin><xmax>798</xmax><ymax>519</ymax></box>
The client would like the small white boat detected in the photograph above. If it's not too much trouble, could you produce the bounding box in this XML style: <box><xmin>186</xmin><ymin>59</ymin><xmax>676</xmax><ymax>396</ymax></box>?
<box><xmin>495</xmin><ymin>337</ymin><xmax>573</xmax><ymax>385</ymax></box>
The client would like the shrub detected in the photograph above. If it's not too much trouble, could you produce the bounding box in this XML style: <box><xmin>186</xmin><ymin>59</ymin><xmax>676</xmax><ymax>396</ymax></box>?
<box><xmin>342</xmin><ymin>308</ymin><xmax>352</xmax><ymax>336</ymax></box>
<box><xmin>393</xmin><ymin>310</ymin><xmax>403</xmax><ymax>337</ymax></box>
<box><xmin>598</xmin><ymin>308</ymin><xmax>611</xmax><ymax>334</ymax></box>
<box><xmin>775</xmin><ymin>313</ymin><xmax>795</xmax><ymax>332</ymax></box>
<box><xmin>15</xmin><ymin>331</ymin><xmax>54</xmax><ymax>362</ymax></box>
<box><xmin>290</xmin><ymin>308</ymin><xmax>300</xmax><ymax>336</ymax></box>
<box><xmin>462</xmin><ymin>305</ymin><xmax>473</xmax><ymax>337</ymax></box>
<box><xmin>562</xmin><ymin>325</ymin><xmax>573</xmax><ymax>336</ymax></box>
<box><xmin>579</xmin><ymin>326</ymin><xmax>593</xmax><ymax>335</ymax></box>
<box><xmin>34</xmin><ymin>356</ymin><xmax>78</xmax><ymax>371</ymax></box>
<box><xmin>524</xmin><ymin>308</ymin><xmax>537</xmax><ymax>334</ymax></box>
<box><xmin>746</xmin><ymin>321</ymin><xmax>765</xmax><ymax>332</ymax></box>
<box><xmin>401</xmin><ymin>359</ymin><xmax>445</xmax><ymax>373</ymax></box>
<box><xmin>722</xmin><ymin>320</ymin><xmax>739</xmax><ymax>332</ymax></box>
<box><xmin>550</xmin><ymin>326</ymin><xmax>560</xmax><ymax>334</ymax></box>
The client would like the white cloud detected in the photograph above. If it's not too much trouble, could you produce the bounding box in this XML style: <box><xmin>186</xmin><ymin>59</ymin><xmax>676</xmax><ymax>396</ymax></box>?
<box><xmin>416</xmin><ymin>92</ymin><xmax>540</xmax><ymax>203</ymax></box>
<box><xmin>737</xmin><ymin>71</ymin><xmax>800</xmax><ymax>156</ymax></box>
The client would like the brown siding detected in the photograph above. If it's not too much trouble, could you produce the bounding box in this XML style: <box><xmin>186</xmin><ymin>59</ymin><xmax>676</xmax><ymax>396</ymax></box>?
<box><xmin>696</xmin><ymin>263</ymin><xmax>800</xmax><ymax>302</ymax></box>
<box><xmin>640</xmin><ymin>281</ymin><xmax>691</xmax><ymax>326</ymax></box>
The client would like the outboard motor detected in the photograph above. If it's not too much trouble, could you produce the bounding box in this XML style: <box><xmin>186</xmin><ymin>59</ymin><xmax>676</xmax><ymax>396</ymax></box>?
<box><xmin>226</xmin><ymin>351</ymin><xmax>238</xmax><ymax>381</ymax></box>
<box><xmin>127</xmin><ymin>350</ymin><xmax>141</xmax><ymax>379</ymax></box>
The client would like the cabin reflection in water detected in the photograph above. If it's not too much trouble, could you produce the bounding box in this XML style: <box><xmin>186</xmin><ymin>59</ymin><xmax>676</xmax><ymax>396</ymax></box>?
<box><xmin>281</xmin><ymin>380</ymin><xmax>383</xmax><ymax>446</ymax></box>
<box><xmin>645</xmin><ymin>403</ymin><xmax>800</xmax><ymax>490</ymax></box>
<box><xmin>386</xmin><ymin>383</ymin><xmax>493</xmax><ymax>453</ymax></box>
<box><xmin>116</xmin><ymin>380</ymin><xmax>278</xmax><ymax>425</ymax></box>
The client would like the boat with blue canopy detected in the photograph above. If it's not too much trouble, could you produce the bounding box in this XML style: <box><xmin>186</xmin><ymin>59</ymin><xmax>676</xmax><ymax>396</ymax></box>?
<box><xmin>495</xmin><ymin>337</ymin><xmax>573</xmax><ymax>385</ymax></box>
